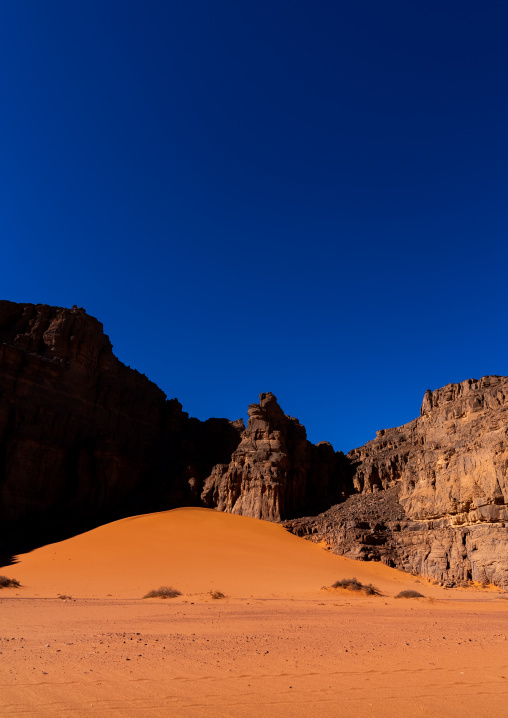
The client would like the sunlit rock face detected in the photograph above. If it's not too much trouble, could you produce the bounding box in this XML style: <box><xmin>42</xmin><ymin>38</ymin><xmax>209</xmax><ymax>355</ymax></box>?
<box><xmin>285</xmin><ymin>376</ymin><xmax>508</xmax><ymax>589</ymax></box>
<box><xmin>348</xmin><ymin>376</ymin><xmax>508</xmax><ymax>524</ymax></box>
<box><xmin>201</xmin><ymin>392</ymin><xmax>350</xmax><ymax>521</ymax></box>
<box><xmin>1</xmin><ymin>299</ymin><xmax>506</xmax><ymax>588</ymax></box>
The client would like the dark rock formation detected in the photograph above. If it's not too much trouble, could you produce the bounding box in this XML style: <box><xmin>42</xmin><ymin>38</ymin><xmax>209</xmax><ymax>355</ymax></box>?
<box><xmin>201</xmin><ymin>392</ymin><xmax>350</xmax><ymax>520</ymax></box>
<box><xmin>1</xmin><ymin>300</ymin><xmax>506</xmax><ymax>589</ymax></box>
<box><xmin>285</xmin><ymin>377</ymin><xmax>508</xmax><ymax>589</ymax></box>
<box><xmin>0</xmin><ymin>300</ymin><xmax>242</xmax><ymax>549</ymax></box>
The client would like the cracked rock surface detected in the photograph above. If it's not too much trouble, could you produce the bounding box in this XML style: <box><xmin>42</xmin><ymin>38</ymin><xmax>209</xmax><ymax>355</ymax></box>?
<box><xmin>285</xmin><ymin>377</ymin><xmax>508</xmax><ymax>588</ymax></box>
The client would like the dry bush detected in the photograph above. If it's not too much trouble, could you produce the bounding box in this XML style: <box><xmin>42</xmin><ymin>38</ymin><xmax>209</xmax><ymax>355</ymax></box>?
<box><xmin>395</xmin><ymin>590</ymin><xmax>425</xmax><ymax>598</ymax></box>
<box><xmin>0</xmin><ymin>575</ymin><xmax>20</xmax><ymax>588</ymax></box>
<box><xmin>143</xmin><ymin>586</ymin><xmax>182</xmax><ymax>599</ymax></box>
<box><xmin>209</xmin><ymin>590</ymin><xmax>226</xmax><ymax>599</ymax></box>
<box><xmin>330</xmin><ymin>577</ymin><xmax>380</xmax><ymax>596</ymax></box>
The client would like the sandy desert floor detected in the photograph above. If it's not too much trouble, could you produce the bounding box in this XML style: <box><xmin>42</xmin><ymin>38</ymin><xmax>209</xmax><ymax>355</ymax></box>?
<box><xmin>1</xmin><ymin>508</ymin><xmax>507</xmax><ymax>717</ymax></box>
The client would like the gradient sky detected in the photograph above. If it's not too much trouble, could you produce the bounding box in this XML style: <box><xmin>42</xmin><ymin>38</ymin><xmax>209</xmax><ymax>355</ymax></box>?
<box><xmin>1</xmin><ymin>1</ymin><xmax>507</xmax><ymax>452</ymax></box>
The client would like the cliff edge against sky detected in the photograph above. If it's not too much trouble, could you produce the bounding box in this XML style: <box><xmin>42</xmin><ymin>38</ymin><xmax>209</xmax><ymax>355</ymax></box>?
<box><xmin>0</xmin><ymin>300</ymin><xmax>506</xmax><ymax>587</ymax></box>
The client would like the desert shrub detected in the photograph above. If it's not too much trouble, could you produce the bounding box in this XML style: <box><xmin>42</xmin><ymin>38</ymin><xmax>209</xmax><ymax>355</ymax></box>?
<box><xmin>143</xmin><ymin>586</ymin><xmax>182</xmax><ymax>599</ymax></box>
<box><xmin>0</xmin><ymin>575</ymin><xmax>20</xmax><ymax>588</ymax></box>
<box><xmin>58</xmin><ymin>595</ymin><xmax>72</xmax><ymax>600</ymax></box>
<box><xmin>209</xmin><ymin>590</ymin><xmax>226</xmax><ymax>599</ymax></box>
<box><xmin>395</xmin><ymin>590</ymin><xmax>425</xmax><ymax>598</ymax></box>
<box><xmin>330</xmin><ymin>578</ymin><xmax>380</xmax><ymax>596</ymax></box>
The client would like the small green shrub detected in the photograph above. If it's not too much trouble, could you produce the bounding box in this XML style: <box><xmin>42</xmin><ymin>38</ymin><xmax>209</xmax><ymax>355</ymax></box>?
<box><xmin>0</xmin><ymin>575</ymin><xmax>20</xmax><ymax>588</ymax></box>
<box><xmin>330</xmin><ymin>578</ymin><xmax>380</xmax><ymax>596</ymax></box>
<box><xmin>209</xmin><ymin>590</ymin><xmax>226</xmax><ymax>599</ymax></box>
<box><xmin>395</xmin><ymin>590</ymin><xmax>425</xmax><ymax>598</ymax></box>
<box><xmin>143</xmin><ymin>586</ymin><xmax>182</xmax><ymax>599</ymax></box>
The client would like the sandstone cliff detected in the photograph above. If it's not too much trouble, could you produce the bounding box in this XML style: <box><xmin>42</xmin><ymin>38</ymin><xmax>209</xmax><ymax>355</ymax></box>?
<box><xmin>201</xmin><ymin>392</ymin><xmax>350</xmax><ymax>520</ymax></box>
<box><xmin>285</xmin><ymin>376</ymin><xmax>508</xmax><ymax>588</ymax></box>
<box><xmin>0</xmin><ymin>300</ymin><xmax>242</xmax><ymax>547</ymax></box>
<box><xmin>349</xmin><ymin>376</ymin><xmax>508</xmax><ymax>524</ymax></box>
<box><xmin>1</xmin><ymin>300</ymin><xmax>506</xmax><ymax>588</ymax></box>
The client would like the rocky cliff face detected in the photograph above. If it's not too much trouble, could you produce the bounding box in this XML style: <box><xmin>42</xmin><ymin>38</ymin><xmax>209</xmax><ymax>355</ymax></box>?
<box><xmin>0</xmin><ymin>300</ymin><xmax>242</xmax><ymax>546</ymax></box>
<box><xmin>1</xmin><ymin>300</ymin><xmax>506</xmax><ymax>588</ymax></box>
<box><xmin>349</xmin><ymin>376</ymin><xmax>508</xmax><ymax>524</ymax></box>
<box><xmin>285</xmin><ymin>376</ymin><xmax>508</xmax><ymax>589</ymax></box>
<box><xmin>201</xmin><ymin>392</ymin><xmax>350</xmax><ymax>521</ymax></box>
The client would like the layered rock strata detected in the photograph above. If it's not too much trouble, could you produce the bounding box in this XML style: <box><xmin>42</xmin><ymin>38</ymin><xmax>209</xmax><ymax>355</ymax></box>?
<box><xmin>285</xmin><ymin>377</ymin><xmax>508</xmax><ymax>588</ymax></box>
<box><xmin>349</xmin><ymin>376</ymin><xmax>508</xmax><ymax>524</ymax></box>
<box><xmin>1</xmin><ymin>300</ymin><xmax>506</xmax><ymax>588</ymax></box>
<box><xmin>201</xmin><ymin>392</ymin><xmax>350</xmax><ymax>520</ymax></box>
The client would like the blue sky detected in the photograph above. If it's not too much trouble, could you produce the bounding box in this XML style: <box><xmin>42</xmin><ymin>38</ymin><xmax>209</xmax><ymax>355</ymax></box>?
<box><xmin>1</xmin><ymin>1</ymin><xmax>507</xmax><ymax>451</ymax></box>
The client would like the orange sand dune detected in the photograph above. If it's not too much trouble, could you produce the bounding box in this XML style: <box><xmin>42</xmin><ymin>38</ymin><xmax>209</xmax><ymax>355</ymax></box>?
<box><xmin>5</xmin><ymin>507</ymin><xmax>429</xmax><ymax>599</ymax></box>
<box><xmin>2</xmin><ymin>508</ymin><xmax>508</xmax><ymax>717</ymax></box>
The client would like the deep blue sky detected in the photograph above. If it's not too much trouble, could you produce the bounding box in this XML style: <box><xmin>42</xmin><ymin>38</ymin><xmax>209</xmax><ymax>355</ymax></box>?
<box><xmin>1</xmin><ymin>1</ymin><xmax>507</xmax><ymax>451</ymax></box>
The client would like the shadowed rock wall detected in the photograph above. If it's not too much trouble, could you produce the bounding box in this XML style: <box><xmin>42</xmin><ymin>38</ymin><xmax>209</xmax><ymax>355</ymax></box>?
<box><xmin>1</xmin><ymin>300</ymin><xmax>506</xmax><ymax>588</ymax></box>
<box><xmin>0</xmin><ymin>300</ymin><xmax>242</xmax><ymax>547</ymax></box>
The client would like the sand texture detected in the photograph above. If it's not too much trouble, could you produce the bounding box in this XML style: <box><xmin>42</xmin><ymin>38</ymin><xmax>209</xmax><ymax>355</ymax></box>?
<box><xmin>1</xmin><ymin>508</ymin><xmax>507</xmax><ymax>716</ymax></box>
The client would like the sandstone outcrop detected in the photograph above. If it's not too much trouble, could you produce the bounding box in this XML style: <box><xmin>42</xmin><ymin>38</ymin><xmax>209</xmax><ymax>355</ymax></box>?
<box><xmin>201</xmin><ymin>392</ymin><xmax>350</xmax><ymax>521</ymax></box>
<box><xmin>285</xmin><ymin>377</ymin><xmax>508</xmax><ymax>588</ymax></box>
<box><xmin>0</xmin><ymin>301</ymin><xmax>242</xmax><ymax>548</ymax></box>
<box><xmin>349</xmin><ymin>376</ymin><xmax>508</xmax><ymax>523</ymax></box>
<box><xmin>1</xmin><ymin>300</ymin><xmax>506</xmax><ymax>588</ymax></box>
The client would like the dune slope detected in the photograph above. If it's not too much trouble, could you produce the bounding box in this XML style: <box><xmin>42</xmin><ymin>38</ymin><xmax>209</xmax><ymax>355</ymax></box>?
<box><xmin>2</xmin><ymin>507</ymin><xmax>507</xmax><ymax>717</ymax></box>
<box><xmin>4</xmin><ymin>507</ymin><xmax>428</xmax><ymax>599</ymax></box>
